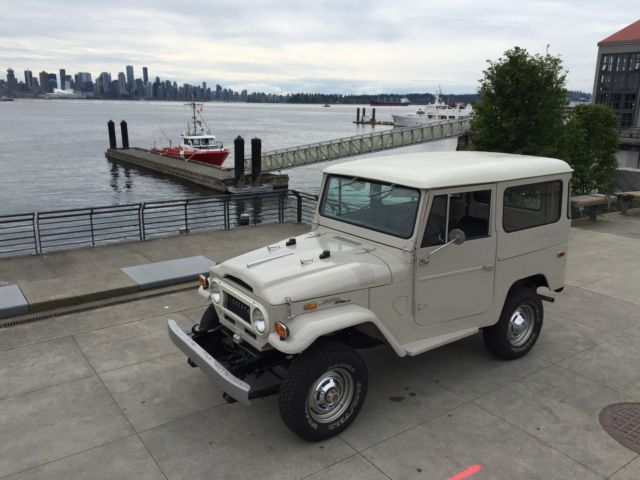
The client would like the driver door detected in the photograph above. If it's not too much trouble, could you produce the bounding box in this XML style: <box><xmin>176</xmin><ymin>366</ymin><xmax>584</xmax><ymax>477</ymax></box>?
<box><xmin>414</xmin><ymin>186</ymin><xmax>497</xmax><ymax>327</ymax></box>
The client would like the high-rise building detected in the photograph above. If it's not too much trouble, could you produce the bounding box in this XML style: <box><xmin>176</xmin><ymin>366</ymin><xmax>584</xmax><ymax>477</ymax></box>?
<box><xmin>6</xmin><ymin>68</ymin><xmax>17</xmax><ymax>93</ymax></box>
<box><xmin>593</xmin><ymin>19</ymin><xmax>640</xmax><ymax>128</ymax></box>
<box><xmin>118</xmin><ymin>72</ymin><xmax>127</xmax><ymax>94</ymax></box>
<box><xmin>97</xmin><ymin>72</ymin><xmax>112</xmax><ymax>96</ymax></box>
<box><xmin>38</xmin><ymin>71</ymin><xmax>49</xmax><ymax>92</ymax></box>
<box><xmin>48</xmin><ymin>73</ymin><xmax>58</xmax><ymax>91</ymax></box>
<box><xmin>59</xmin><ymin>68</ymin><xmax>66</xmax><ymax>90</ymax></box>
<box><xmin>126</xmin><ymin>65</ymin><xmax>134</xmax><ymax>92</ymax></box>
<box><xmin>142</xmin><ymin>67</ymin><xmax>148</xmax><ymax>85</ymax></box>
<box><xmin>24</xmin><ymin>70</ymin><xmax>33</xmax><ymax>89</ymax></box>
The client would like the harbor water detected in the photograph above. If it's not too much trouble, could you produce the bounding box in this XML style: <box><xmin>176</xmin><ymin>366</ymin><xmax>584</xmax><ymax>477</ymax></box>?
<box><xmin>0</xmin><ymin>100</ymin><xmax>456</xmax><ymax>215</ymax></box>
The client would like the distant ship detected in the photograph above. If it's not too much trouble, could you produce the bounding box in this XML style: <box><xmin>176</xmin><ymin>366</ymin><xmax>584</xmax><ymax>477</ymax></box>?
<box><xmin>392</xmin><ymin>93</ymin><xmax>472</xmax><ymax>127</ymax></box>
<box><xmin>0</xmin><ymin>97</ymin><xmax>14</xmax><ymax>102</ymax></box>
<box><xmin>152</xmin><ymin>101</ymin><xmax>229</xmax><ymax>166</ymax></box>
<box><xmin>370</xmin><ymin>97</ymin><xmax>410</xmax><ymax>106</ymax></box>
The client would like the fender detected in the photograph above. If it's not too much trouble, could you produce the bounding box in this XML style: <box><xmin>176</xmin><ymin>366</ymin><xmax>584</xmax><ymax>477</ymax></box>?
<box><xmin>267</xmin><ymin>304</ymin><xmax>406</xmax><ymax>356</ymax></box>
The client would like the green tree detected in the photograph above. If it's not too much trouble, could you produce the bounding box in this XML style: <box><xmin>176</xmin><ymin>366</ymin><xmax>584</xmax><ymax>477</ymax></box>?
<box><xmin>558</xmin><ymin>104</ymin><xmax>619</xmax><ymax>194</ymax></box>
<box><xmin>470</xmin><ymin>47</ymin><xmax>567</xmax><ymax>156</ymax></box>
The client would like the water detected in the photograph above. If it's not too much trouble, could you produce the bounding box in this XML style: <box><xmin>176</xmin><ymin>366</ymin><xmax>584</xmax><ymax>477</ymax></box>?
<box><xmin>0</xmin><ymin>99</ymin><xmax>455</xmax><ymax>215</ymax></box>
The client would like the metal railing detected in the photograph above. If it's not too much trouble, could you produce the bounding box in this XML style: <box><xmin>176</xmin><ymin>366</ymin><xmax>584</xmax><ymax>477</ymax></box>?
<box><xmin>256</xmin><ymin>118</ymin><xmax>472</xmax><ymax>172</ymax></box>
<box><xmin>0</xmin><ymin>190</ymin><xmax>317</xmax><ymax>257</ymax></box>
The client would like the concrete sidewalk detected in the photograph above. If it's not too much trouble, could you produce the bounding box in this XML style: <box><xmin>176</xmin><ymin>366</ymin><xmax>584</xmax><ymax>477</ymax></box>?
<box><xmin>0</xmin><ymin>222</ymin><xmax>309</xmax><ymax>316</ymax></box>
<box><xmin>0</xmin><ymin>212</ymin><xmax>638</xmax><ymax>479</ymax></box>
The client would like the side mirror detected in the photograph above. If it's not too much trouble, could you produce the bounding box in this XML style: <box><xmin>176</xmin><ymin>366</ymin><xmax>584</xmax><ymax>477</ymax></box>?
<box><xmin>448</xmin><ymin>228</ymin><xmax>466</xmax><ymax>245</ymax></box>
<box><xmin>419</xmin><ymin>228</ymin><xmax>466</xmax><ymax>265</ymax></box>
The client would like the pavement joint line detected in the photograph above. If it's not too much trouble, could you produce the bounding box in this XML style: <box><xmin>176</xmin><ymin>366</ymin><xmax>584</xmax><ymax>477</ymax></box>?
<box><xmin>470</xmin><ymin>402</ymin><xmax>607</xmax><ymax>479</ymax></box>
<box><xmin>358</xmin><ymin>452</ymin><xmax>395</xmax><ymax>480</ymax></box>
<box><xmin>553</xmin><ymin>362</ymin><xmax>639</xmax><ymax>403</ymax></box>
<box><xmin>0</xmin><ymin>433</ymin><xmax>142</xmax><ymax>480</ymax></box>
<box><xmin>572</xmin><ymin>283</ymin><xmax>640</xmax><ymax>309</ymax></box>
<box><xmin>606</xmin><ymin>455</ymin><xmax>640</xmax><ymax>479</ymax></box>
<box><xmin>0</xmin><ymin>372</ymin><xmax>96</xmax><ymax>404</ymax></box>
<box><xmin>70</xmin><ymin>335</ymin><xmax>171</xmax><ymax>480</ymax></box>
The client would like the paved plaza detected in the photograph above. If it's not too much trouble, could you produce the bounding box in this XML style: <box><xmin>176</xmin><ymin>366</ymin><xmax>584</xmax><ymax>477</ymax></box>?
<box><xmin>0</xmin><ymin>213</ymin><xmax>639</xmax><ymax>479</ymax></box>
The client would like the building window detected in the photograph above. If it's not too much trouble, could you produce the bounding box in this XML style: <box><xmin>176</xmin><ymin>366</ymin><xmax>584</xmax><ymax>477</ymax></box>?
<box><xmin>621</xmin><ymin>113</ymin><xmax>633</xmax><ymax>128</ymax></box>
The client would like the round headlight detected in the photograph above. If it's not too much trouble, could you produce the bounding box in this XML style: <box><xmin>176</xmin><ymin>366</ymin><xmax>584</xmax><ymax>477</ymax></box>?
<box><xmin>211</xmin><ymin>282</ymin><xmax>221</xmax><ymax>304</ymax></box>
<box><xmin>252</xmin><ymin>308</ymin><xmax>266</xmax><ymax>334</ymax></box>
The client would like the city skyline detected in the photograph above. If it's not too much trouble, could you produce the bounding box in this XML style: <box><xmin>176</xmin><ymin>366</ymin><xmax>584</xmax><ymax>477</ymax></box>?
<box><xmin>1</xmin><ymin>1</ymin><xmax>637</xmax><ymax>94</ymax></box>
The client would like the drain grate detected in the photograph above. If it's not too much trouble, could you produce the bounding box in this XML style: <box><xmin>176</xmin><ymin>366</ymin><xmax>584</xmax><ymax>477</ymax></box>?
<box><xmin>0</xmin><ymin>285</ymin><xmax>195</xmax><ymax>330</ymax></box>
<box><xmin>599</xmin><ymin>403</ymin><xmax>640</xmax><ymax>454</ymax></box>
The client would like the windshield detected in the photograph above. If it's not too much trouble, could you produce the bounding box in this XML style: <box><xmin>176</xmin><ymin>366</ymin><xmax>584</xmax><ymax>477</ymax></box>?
<box><xmin>319</xmin><ymin>175</ymin><xmax>420</xmax><ymax>238</ymax></box>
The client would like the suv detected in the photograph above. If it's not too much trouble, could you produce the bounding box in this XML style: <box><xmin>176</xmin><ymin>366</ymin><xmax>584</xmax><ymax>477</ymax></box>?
<box><xmin>169</xmin><ymin>151</ymin><xmax>572</xmax><ymax>441</ymax></box>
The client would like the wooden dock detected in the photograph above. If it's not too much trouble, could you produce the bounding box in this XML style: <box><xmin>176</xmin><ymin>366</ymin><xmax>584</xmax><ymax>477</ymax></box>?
<box><xmin>105</xmin><ymin>148</ymin><xmax>289</xmax><ymax>192</ymax></box>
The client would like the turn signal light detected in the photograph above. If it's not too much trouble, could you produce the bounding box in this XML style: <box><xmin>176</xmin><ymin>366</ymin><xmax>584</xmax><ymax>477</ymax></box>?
<box><xmin>303</xmin><ymin>302</ymin><xmax>317</xmax><ymax>311</ymax></box>
<box><xmin>198</xmin><ymin>274</ymin><xmax>209</xmax><ymax>289</ymax></box>
<box><xmin>275</xmin><ymin>322</ymin><xmax>289</xmax><ymax>340</ymax></box>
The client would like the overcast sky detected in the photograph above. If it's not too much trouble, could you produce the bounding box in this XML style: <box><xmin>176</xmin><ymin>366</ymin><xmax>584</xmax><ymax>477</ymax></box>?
<box><xmin>1</xmin><ymin>0</ymin><xmax>637</xmax><ymax>94</ymax></box>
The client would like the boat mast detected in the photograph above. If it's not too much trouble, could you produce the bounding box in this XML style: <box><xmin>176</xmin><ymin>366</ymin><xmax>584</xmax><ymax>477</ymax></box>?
<box><xmin>190</xmin><ymin>101</ymin><xmax>197</xmax><ymax>135</ymax></box>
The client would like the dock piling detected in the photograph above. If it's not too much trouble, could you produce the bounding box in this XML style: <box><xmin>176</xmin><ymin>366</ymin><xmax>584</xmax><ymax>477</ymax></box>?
<box><xmin>372</xmin><ymin>108</ymin><xmax>376</xmax><ymax>124</ymax></box>
<box><xmin>120</xmin><ymin>120</ymin><xmax>129</xmax><ymax>149</ymax></box>
<box><xmin>362</xmin><ymin>108</ymin><xmax>366</xmax><ymax>121</ymax></box>
<box><xmin>356</xmin><ymin>108</ymin><xmax>360</xmax><ymax>123</ymax></box>
<box><xmin>251</xmin><ymin>138</ymin><xmax>262</xmax><ymax>186</ymax></box>
<box><xmin>234</xmin><ymin>136</ymin><xmax>245</xmax><ymax>187</ymax></box>
<box><xmin>107</xmin><ymin>120</ymin><xmax>117</xmax><ymax>149</ymax></box>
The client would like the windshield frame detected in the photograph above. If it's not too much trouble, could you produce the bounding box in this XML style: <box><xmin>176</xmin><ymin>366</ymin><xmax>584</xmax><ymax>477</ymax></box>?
<box><xmin>318</xmin><ymin>174</ymin><xmax>421</xmax><ymax>239</ymax></box>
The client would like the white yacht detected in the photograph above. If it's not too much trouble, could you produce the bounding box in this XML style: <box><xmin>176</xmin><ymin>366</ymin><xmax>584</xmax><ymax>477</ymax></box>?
<box><xmin>392</xmin><ymin>93</ymin><xmax>472</xmax><ymax>127</ymax></box>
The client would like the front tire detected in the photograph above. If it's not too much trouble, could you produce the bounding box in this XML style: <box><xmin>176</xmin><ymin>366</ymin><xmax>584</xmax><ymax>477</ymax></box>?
<box><xmin>483</xmin><ymin>288</ymin><xmax>543</xmax><ymax>360</ymax></box>
<box><xmin>279</xmin><ymin>341</ymin><xmax>368</xmax><ymax>441</ymax></box>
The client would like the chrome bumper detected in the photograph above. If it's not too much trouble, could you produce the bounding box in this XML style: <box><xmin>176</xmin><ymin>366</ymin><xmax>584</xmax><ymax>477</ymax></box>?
<box><xmin>167</xmin><ymin>319</ymin><xmax>251</xmax><ymax>405</ymax></box>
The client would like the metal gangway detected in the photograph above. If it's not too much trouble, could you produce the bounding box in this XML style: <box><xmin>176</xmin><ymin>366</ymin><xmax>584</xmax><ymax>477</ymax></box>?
<box><xmin>253</xmin><ymin>117</ymin><xmax>471</xmax><ymax>173</ymax></box>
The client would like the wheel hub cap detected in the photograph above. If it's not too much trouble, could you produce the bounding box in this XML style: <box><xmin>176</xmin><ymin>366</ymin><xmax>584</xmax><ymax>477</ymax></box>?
<box><xmin>507</xmin><ymin>305</ymin><xmax>535</xmax><ymax>347</ymax></box>
<box><xmin>308</xmin><ymin>368</ymin><xmax>355</xmax><ymax>424</ymax></box>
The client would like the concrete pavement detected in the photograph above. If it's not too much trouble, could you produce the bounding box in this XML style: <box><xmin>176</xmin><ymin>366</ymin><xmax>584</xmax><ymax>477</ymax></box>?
<box><xmin>0</xmin><ymin>213</ymin><xmax>639</xmax><ymax>479</ymax></box>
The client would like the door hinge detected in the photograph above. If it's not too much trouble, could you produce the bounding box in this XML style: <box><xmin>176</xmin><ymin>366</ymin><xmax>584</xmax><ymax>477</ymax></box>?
<box><xmin>482</xmin><ymin>265</ymin><xmax>494</xmax><ymax>271</ymax></box>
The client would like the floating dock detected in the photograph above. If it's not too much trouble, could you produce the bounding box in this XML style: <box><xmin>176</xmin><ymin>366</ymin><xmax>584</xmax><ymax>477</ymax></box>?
<box><xmin>105</xmin><ymin>147</ymin><xmax>289</xmax><ymax>192</ymax></box>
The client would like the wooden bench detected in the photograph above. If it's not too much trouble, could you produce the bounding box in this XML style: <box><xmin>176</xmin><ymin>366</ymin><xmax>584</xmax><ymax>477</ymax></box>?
<box><xmin>571</xmin><ymin>194</ymin><xmax>613</xmax><ymax>222</ymax></box>
<box><xmin>615</xmin><ymin>191</ymin><xmax>640</xmax><ymax>215</ymax></box>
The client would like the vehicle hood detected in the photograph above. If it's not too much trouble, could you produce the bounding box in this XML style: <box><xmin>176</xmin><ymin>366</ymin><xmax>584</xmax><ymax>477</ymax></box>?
<box><xmin>212</xmin><ymin>232</ymin><xmax>393</xmax><ymax>305</ymax></box>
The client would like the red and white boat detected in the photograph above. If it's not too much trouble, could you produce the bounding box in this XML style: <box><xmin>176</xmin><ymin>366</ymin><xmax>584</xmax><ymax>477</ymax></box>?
<box><xmin>152</xmin><ymin>102</ymin><xmax>229</xmax><ymax>166</ymax></box>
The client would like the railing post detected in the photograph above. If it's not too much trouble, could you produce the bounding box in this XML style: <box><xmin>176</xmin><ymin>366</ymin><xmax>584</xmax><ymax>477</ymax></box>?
<box><xmin>184</xmin><ymin>200</ymin><xmax>189</xmax><ymax>233</ymax></box>
<box><xmin>224</xmin><ymin>197</ymin><xmax>230</xmax><ymax>229</ymax></box>
<box><xmin>35</xmin><ymin>211</ymin><xmax>42</xmax><ymax>254</ymax></box>
<box><xmin>140</xmin><ymin>203</ymin><xmax>146</xmax><ymax>240</ymax></box>
<box><xmin>32</xmin><ymin>212</ymin><xmax>39</xmax><ymax>254</ymax></box>
<box><xmin>90</xmin><ymin>208</ymin><xmax>95</xmax><ymax>247</ymax></box>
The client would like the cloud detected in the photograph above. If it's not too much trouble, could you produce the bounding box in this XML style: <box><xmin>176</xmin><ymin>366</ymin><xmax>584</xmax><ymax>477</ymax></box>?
<box><xmin>0</xmin><ymin>0</ymin><xmax>636</xmax><ymax>93</ymax></box>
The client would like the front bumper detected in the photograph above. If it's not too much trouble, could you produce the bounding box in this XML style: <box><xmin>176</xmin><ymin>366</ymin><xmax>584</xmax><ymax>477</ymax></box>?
<box><xmin>167</xmin><ymin>319</ymin><xmax>251</xmax><ymax>404</ymax></box>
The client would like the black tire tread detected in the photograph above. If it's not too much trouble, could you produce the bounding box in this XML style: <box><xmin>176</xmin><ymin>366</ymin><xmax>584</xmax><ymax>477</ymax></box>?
<box><xmin>199</xmin><ymin>304</ymin><xmax>219</xmax><ymax>332</ymax></box>
<box><xmin>279</xmin><ymin>340</ymin><xmax>367</xmax><ymax>441</ymax></box>
<box><xmin>483</xmin><ymin>288</ymin><xmax>543</xmax><ymax>360</ymax></box>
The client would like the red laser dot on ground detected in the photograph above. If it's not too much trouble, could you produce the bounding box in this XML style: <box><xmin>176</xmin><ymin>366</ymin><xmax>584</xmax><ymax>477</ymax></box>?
<box><xmin>447</xmin><ymin>464</ymin><xmax>482</xmax><ymax>480</ymax></box>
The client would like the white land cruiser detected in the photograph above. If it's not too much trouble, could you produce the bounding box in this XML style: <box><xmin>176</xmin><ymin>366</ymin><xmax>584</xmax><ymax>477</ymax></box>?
<box><xmin>168</xmin><ymin>151</ymin><xmax>572</xmax><ymax>441</ymax></box>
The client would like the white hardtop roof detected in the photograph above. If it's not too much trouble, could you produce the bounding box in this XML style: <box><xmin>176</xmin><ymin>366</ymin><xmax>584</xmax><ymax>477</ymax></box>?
<box><xmin>323</xmin><ymin>151</ymin><xmax>572</xmax><ymax>189</ymax></box>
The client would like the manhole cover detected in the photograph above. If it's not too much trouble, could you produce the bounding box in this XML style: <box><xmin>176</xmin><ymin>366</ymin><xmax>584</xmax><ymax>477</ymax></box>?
<box><xmin>599</xmin><ymin>403</ymin><xmax>640</xmax><ymax>453</ymax></box>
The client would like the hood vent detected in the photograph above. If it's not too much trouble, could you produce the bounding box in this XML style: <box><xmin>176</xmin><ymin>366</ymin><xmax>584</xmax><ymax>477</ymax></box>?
<box><xmin>224</xmin><ymin>275</ymin><xmax>253</xmax><ymax>292</ymax></box>
<box><xmin>355</xmin><ymin>265</ymin><xmax>377</xmax><ymax>287</ymax></box>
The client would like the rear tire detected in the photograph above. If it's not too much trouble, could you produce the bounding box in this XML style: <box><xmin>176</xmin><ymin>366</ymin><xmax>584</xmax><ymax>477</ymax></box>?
<box><xmin>279</xmin><ymin>341</ymin><xmax>368</xmax><ymax>441</ymax></box>
<box><xmin>483</xmin><ymin>288</ymin><xmax>543</xmax><ymax>360</ymax></box>
<box><xmin>198</xmin><ymin>304</ymin><xmax>219</xmax><ymax>332</ymax></box>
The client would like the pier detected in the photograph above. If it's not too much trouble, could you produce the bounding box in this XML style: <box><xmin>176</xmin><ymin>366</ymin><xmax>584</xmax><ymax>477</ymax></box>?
<box><xmin>105</xmin><ymin>148</ymin><xmax>289</xmax><ymax>192</ymax></box>
<box><xmin>256</xmin><ymin>118</ymin><xmax>471</xmax><ymax>173</ymax></box>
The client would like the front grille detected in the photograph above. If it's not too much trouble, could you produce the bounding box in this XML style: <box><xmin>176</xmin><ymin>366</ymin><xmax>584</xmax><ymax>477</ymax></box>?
<box><xmin>226</xmin><ymin>294</ymin><xmax>250</xmax><ymax>322</ymax></box>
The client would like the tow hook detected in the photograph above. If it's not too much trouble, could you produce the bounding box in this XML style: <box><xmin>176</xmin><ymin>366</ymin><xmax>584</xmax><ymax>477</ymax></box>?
<box><xmin>538</xmin><ymin>294</ymin><xmax>555</xmax><ymax>303</ymax></box>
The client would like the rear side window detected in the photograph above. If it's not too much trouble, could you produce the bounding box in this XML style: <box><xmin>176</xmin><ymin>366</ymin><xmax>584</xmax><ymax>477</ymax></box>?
<box><xmin>503</xmin><ymin>181</ymin><xmax>562</xmax><ymax>232</ymax></box>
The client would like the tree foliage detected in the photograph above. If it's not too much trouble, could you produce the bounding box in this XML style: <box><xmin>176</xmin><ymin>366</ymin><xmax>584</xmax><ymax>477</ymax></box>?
<box><xmin>558</xmin><ymin>104</ymin><xmax>619</xmax><ymax>194</ymax></box>
<box><xmin>470</xmin><ymin>47</ymin><xmax>567</xmax><ymax>156</ymax></box>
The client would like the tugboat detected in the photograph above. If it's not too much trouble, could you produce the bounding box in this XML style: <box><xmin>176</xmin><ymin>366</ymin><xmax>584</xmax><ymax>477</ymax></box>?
<box><xmin>152</xmin><ymin>102</ymin><xmax>229</xmax><ymax>166</ymax></box>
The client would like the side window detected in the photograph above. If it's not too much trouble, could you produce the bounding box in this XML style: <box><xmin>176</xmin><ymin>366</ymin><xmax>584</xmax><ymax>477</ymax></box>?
<box><xmin>421</xmin><ymin>190</ymin><xmax>491</xmax><ymax>247</ymax></box>
<box><xmin>422</xmin><ymin>195</ymin><xmax>447</xmax><ymax>247</ymax></box>
<box><xmin>503</xmin><ymin>181</ymin><xmax>562</xmax><ymax>232</ymax></box>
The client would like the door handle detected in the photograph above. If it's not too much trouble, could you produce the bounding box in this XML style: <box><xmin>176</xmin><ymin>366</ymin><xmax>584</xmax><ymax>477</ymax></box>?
<box><xmin>482</xmin><ymin>265</ymin><xmax>494</xmax><ymax>271</ymax></box>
